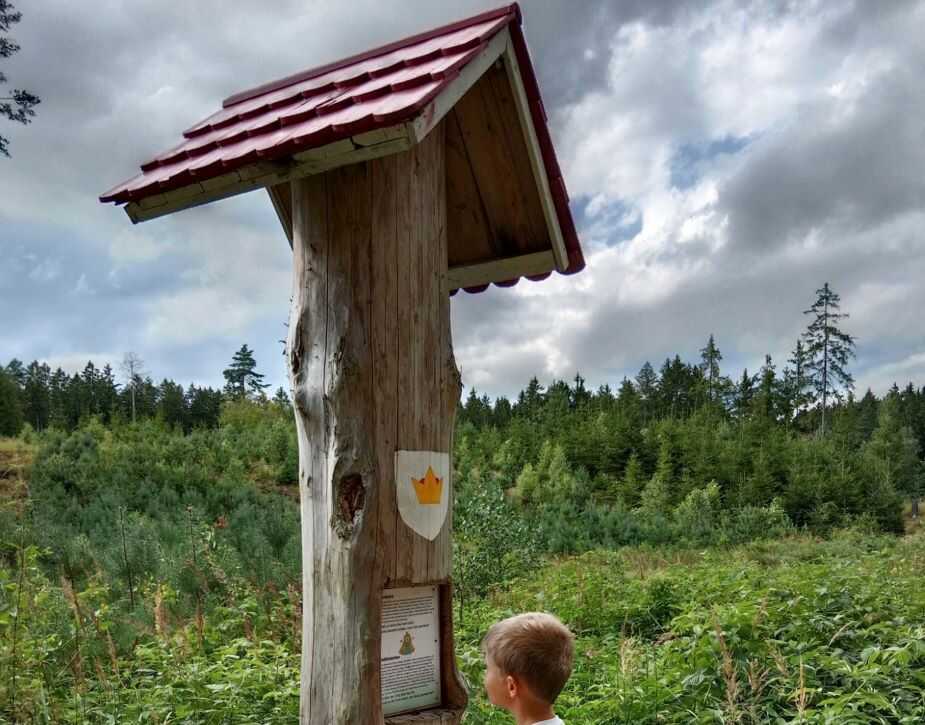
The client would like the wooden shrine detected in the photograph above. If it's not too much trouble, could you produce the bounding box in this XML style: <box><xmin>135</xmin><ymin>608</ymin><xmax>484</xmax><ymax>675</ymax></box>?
<box><xmin>100</xmin><ymin>4</ymin><xmax>584</xmax><ymax>723</ymax></box>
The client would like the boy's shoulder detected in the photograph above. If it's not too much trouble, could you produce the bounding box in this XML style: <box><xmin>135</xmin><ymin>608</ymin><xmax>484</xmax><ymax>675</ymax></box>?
<box><xmin>533</xmin><ymin>718</ymin><xmax>564</xmax><ymax>725</ymax></box>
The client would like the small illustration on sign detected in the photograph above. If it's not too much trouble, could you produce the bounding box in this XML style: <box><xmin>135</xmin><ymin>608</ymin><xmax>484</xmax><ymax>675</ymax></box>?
<box><xmin>399</xmin><ymin>631</ymin><xmax>416</xmax><ymax>655</ymax></box>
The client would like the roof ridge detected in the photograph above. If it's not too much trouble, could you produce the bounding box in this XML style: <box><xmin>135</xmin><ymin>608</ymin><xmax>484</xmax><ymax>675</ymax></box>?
<box><xmin>221</xmin><ymin>3</ymin><xmax>519</xmax><ymax>109</ymax></box>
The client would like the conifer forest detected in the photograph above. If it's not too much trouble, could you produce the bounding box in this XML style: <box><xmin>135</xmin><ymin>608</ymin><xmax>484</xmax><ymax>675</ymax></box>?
<box><xmin>1</xmin><ymin>289</ymin><xmax>924</xmax><ymax>722</ymax></box>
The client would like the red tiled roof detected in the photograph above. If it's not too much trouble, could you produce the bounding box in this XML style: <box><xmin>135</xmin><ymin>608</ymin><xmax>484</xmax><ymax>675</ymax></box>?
<box><xmin>100</xmin><ymin>3</ymin><xmax>584</xmax><ymax>287</ymax></box>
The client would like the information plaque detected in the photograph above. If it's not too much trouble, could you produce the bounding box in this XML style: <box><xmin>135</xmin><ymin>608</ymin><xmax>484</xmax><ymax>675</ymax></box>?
<box><xmin>381</xmin><ymin>585</ymin><xmax>442</xmax><ymax>716</ymax></box>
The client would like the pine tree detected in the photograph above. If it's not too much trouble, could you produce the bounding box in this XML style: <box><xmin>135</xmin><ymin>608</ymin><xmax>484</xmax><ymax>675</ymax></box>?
<box><xmin>783</xmin><ymin>339</ymin><xmax>810</xmax><ymax>424</ymax></box>
<box><xmin>272</xmin><ymin>386</ymin><xmax>291</xmax><ymax>408</ymax></box>
<box><xmin>81</xmin><ymin>361</ymin><xmax>100</xmax><ymax>417</ymax></box>
<box><xmin>1</xmin><ymin>1</ymin><xmax>41</xmax><ymax>157</ymax></box>
<box><xmin>22</xmin><ymin>360</ymin><xmax>50</xmax><ymax>429</ymax></box>
<box><xmin>186</xmin><ymin>386</ymin><xmax>223</xmax><ymax>429</ymax></box>
<box><xmin>0</xmin><ymin>368</ymin><xmax>23</xmax><ymax>435</ymax></box>
<box><xmin>857</xmin><ymin>388</ymin><xmax>880</xmax><ymax>441</ymax></box>
<box><xmin>461</xmin><ymin>389</ymin><xmax>492</xmax><ymax>428</ymax></box>
<box><xmin>157</xmin><ymin>380</ymin><xmax>187</xmax><ymax>429</ymax></box>
<box><xmin>753</xmin><ymin>354</ymin><xmax>778</xmax><ymax>421</ymax></box>
<box><xmin>98</xmin><ymin>364</ymin><xmax>120</xmax><ymax>423</ymax></box>
<box><xmin>699</xmin><ymin>334</ymin><xmax>724</xmax><ymax>404</ymax></box>
<box><xmin>493</xmin><ymin>396</ymin><xmax>513</xmax><ymax>427</ymax></box>
<box><xmin>864</xmin><ymin>397</ymin><xmax>920</xmax><ymax>504</ymax></box>
<box><xmin>616</xmin><ymin>378</ymin><xmax>638</xmax><ymax>413</ymax></box>
<box><xmin>571</xmin><ymin>373</ymin><xmax>591</xmax><ymax>408</ymax></box>
<box><xmin>635</xmin><ymin>362</ymin><xmax>658</xmax><ymax>421</ymax></box>
<box><xmin>733</xmin><ymin>369</ymin><xmax>756</xmax><ymax>420</ymax></box>
<box><xmin>657</xmin><ymin>356</ymin><xmax>696</xmax><ymax>419</ymax></box>
<box><xmin>640</xmin><ymin>434</ymin><xmax>674</xmax><ymax>512</ymax></box>
<box><xmin>802</xmin><ymin>283</ymin><xmax>856</xmax><ymax>435</ymax></box>
<box><xmin>4</xmin><ymin>358</ymin><xmax>25</xmax><ymax>387</ymax></box>
<box><xmin>120</xmin><ymin>352</ymin><xmax>146</xmax><ymax>423</ymax></box>
<box><xmin>515</xmin><ymin>377</ymin><xmax>544</xmax><ymax>419</ymax></box>
<box><xmin>222</xmin><ymin>344</ymin><xmax>269</xmax><ymax>399</ymax></box>
<box><xmin>741</xmin><ymin>448</ymin><xmax>776</xmax><ymax>506</ymax></box>
<box><xmin>620</xmin><ymin>453</ymin><xmax>644</xmax><ymax>507</ymax></box>
<box><xmin>48</xmin><ymin>367</ymin><xmax>68</xmax><ymax>428</ymax></box>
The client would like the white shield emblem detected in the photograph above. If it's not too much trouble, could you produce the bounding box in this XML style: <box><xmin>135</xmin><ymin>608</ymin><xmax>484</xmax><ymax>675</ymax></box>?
<box><xmin>394</xmin><ymin>450</ymin><xmax>449</xmax><ymax>541</ymax></box>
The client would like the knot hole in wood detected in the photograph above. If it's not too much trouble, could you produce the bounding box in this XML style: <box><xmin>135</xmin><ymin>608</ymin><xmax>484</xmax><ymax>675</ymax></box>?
<box><xmin>334</xmin><ymin>473</ymin><xmax>365</xmax><ymax>538</ymax></box>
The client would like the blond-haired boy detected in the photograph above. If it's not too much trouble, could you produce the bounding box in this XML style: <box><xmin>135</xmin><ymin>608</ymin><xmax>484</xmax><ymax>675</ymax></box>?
<box><xmin>481</xmin><ymin>612</ymin><xmax>574</xmax><ymax>725</ymax></box>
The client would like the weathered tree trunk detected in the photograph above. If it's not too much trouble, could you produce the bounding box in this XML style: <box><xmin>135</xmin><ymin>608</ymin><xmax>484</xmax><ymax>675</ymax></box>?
<box><xmin>286</xmin><ymin>123</ymin><xmax>467</xmax><ymax>724</ymax></box>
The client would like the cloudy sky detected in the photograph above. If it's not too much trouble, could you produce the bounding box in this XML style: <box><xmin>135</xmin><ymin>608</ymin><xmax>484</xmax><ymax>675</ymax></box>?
<box><xmin>2</xmin><ymin>0</ymin><xmax>923</xmax><ymax>399</ymax></box>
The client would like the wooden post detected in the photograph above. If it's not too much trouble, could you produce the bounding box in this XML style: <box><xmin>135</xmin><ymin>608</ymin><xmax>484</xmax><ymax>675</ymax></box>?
<box><xmin>287</xmin><ymin>123</ymin><xmax>468</xmax><ymax>724</ymax></box>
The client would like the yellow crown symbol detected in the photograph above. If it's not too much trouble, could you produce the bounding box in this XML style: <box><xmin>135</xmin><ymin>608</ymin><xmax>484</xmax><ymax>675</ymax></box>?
<box><xmin>412</xmin><ymin>466</ymin><xmax>443</xmax><ymax>505</ymax></box>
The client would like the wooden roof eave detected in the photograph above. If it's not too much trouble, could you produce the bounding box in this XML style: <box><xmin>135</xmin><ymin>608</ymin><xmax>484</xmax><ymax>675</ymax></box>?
<box><xmin>119</xmin><ymin>24</ymin><xmax>569</xmax><ymax>292</ymax></box>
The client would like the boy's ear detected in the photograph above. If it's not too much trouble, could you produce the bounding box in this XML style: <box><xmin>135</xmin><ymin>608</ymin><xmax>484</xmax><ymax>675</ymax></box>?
<box><xmin>505</xmin><ymin>674</ymin><xmax>518</xmax><ymax>699</ymax></box>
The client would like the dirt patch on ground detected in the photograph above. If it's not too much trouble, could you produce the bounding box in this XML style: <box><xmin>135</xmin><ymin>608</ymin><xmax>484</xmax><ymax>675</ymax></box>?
<box><xmin>903</xmin><ymin>501</ymin><xmax>921</xmax><ymax>536</ymax></box>
<box><xmin>0</xmin><ymin>438</ymin><xmax>33</xmax><ymax>511</ymax></box>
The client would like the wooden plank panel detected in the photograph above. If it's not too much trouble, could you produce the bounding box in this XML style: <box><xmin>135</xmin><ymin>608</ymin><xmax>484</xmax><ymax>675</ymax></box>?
<box><xmin>445</xmin><ymin>108</ymin><xmax>497</xmax><ymax>267</ymax></box>
<box><xmin>484</xmin><ymin>62</ymin><xmax>550</xmax><ymax>254</ymax></box>
<box><xmin>394</xmin><ymin>135</ymin><xmax>417</xmax><ymax>585</ymax></box>
<box><xmin>370</xmin><ymin>152</ymin><xmax>399</xmax><ymax>587</ymax></box>
<box><xmin>452</xmin><ymin>69</ymin><xmax>536</xmax><ymax>258</ymax></box>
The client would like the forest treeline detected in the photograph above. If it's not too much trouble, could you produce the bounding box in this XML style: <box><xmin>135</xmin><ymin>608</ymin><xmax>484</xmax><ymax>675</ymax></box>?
<box><xmin>450</xmin><ymin>285</ymin><xmax>925</xmax><ymax>601</ymax></box>
<box><xmin>457</xmin><ymin>286</ymin><xmax>921</xmax><ymax>523</ymax></box>
<box><xmin>0</xmin><ymin>344</ymin><xmax>286</xmax><ymax>435</ymax></box>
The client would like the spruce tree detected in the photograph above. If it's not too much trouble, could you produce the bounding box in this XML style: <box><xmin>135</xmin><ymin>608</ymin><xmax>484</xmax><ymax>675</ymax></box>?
<box><xmin>120</xmin><ymin>352</ymin><xmax>146</xmax><ymax>423</ymax></box>
<box><xmin>222</xmin><ymin>344</ymin><xmax>269</xmax><ymax>399</ymax></box>
<box><xmin>753</xmin><ymin>354</ymin><xmax>779</xmax><ymax>421</ymax></box>
<box><xmin>4</xmin><ymin>358</ymin><xmax>25</xmax><ymax>387</ymax></box>
<box><xmin>783</xmin><ymin>339</ymin><xmax>810</xmax><ymax>424</ymax></box>
<box><xmin>0</xmin><ymin>368</ymin><xmax>23</xmax><ymax>435</ymax></box>
<box><xmin>1</xmin><ymin>1</ymin><xmax>41</xmax><ymax>157</ymax></box>
<box><xmin>733</xmin><ymin>369</ymin><xmax>756</xmax><ymax>420</ymax></box>
<box><xmin>620</xmin><ymin>452</ymin><xmax>644</xmax><ymax>507</ymax></box>
<box><xmin>640</xmin><ymin>437</ymin><xmax>673</xmax><ymax>513</ymax></box>
<box><xmin>857</xmin><ymin>388</ymin><xmax>880</xmax><ymax>441</ymax></box>
<box><xmin>658</xmin><ymin>356</ymin><xmax>694</xmax><ymax>418</ymax></box>
<box><xmin>22</xmin><ymin>360</ymin><xmax>49</xmax><ymax>429</ymax></box>
<box><xmin>635</xmin><ymin>362</ymin><xmax>658</xmax><ymax>421</ymax></box>
<box><xmin>864</xmin><ymin>397</ymin><xmax>920</xmax><ymax>504</ymax></box>
<box><xmin>616</xmin><ymin>378</ymin><xmax>638</xmax><ymax>411</ymax></box>
<box><xmin>802</xmin><ymin>283</ymin><xmax>856</xmax><ymax>435</ymax></box>
<box><xmin>493</xmin><ymin>396</ymin><xmax>513</xmax><ymax>427</ymax></box>
<box><xmin>48</xmin><ymin>367</ymin><xmax>68</xmax><ymax>428</ymax></box>
<box><xmin>515</xmin><ymin>377</ymin><xmax>545</xmax><ymax>419</ymax></box>
<box><xmin>272</xmin><ymin>386</ymin><xmax>291</xmax><ymax>408</ymax></box>
<box><xmin>571</xmin><ymin>373</ymin><xmax>591</xmax><ymax>408</ymax></box>
<box><xmin>99</xmin><ymin>364</ymin><xmax>120</xmax><ymax>423</ymax></box>
<box><xmin>699</xmin><ymin>334</ymin><xmax>723</xmax><ymax>404</ymax></box>
<box><xmin>157</xmin><ymin>380</ymin><xmax>187</xmax><ymax>429</ymax></box>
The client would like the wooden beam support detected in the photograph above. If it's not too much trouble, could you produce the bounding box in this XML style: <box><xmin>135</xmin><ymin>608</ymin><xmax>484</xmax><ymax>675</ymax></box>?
<box><xmin>266</xmin><ymin>182</ymin><xmax>293</xmax><ymax>245</ymax></box>
<box><xmin>287</xmin><ymin>123</ymin><xmax>467</xmax><ymax>724</ymax></box>
<box><xmin>447</xmin><ymin>250</ymin><xmax>555</xmax><ymax>290</ymax></box>
<box><xmin>500</xmin><ymin>37</ymin><xmax>569</xmax><ymax>271</ymax></box>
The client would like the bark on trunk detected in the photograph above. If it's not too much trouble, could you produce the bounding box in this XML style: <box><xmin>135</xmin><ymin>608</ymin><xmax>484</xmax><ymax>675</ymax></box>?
<box><xmin>286</xmin><ymin>123</ymin><xmax>467</xmax><ymax>724</ymax></box>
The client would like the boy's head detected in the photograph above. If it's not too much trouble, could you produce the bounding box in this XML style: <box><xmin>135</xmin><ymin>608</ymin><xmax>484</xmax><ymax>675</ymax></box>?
<box><xmin>481</xmin><ymin>612</ymin><xmax>574</xmax><ymax>712</ymax></box>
